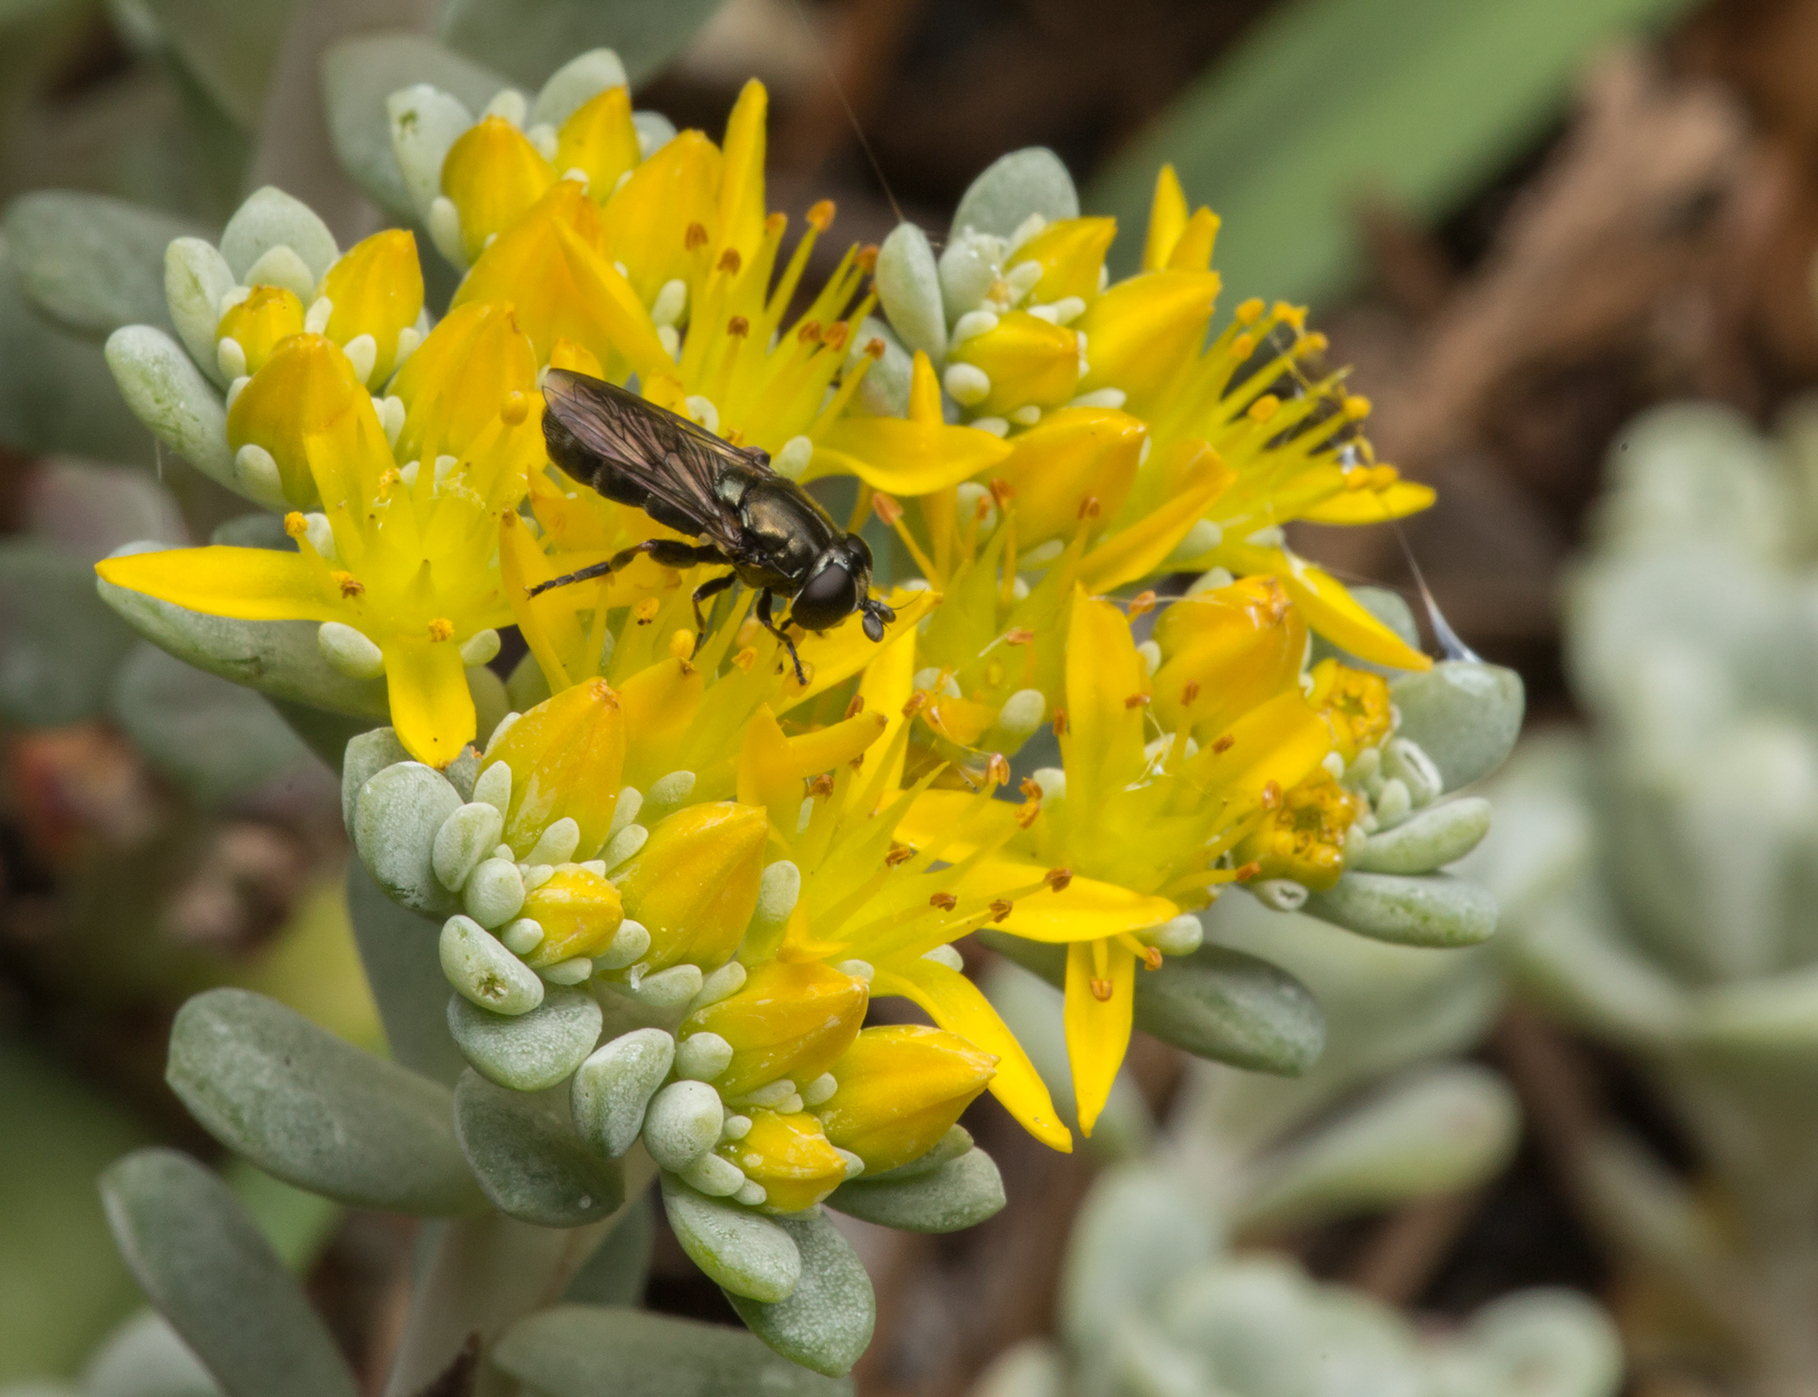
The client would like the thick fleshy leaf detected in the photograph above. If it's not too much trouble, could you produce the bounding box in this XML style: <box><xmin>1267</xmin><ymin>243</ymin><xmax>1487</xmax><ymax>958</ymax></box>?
<box><xmin>110</xmin><ymin>642</ymin><xmax>314</xmax><ymax>806</ymax></box>
<box><xmin>323</xmin><ymin>33</ymin><xmax>511</xmax><ymax>219</ymax></box>
<box><xmin>872</xmin><ymin>956</ymin><xmax>1071</xmax><ymax>1153</ymax></box>
<box><xmin>1231</xmin><ymin>1064</ymin><xmax>1520</xmax><ymax>1230</ymax></box>
<box><xmin>1353</xmin><ymin>797</ymin><xmax>1492</xmax><ymax>874</ymax></box>
<box><xmin>439</xmin><ymin>0</ymin><xmax>727</xmax><ymax>87</ymax></box>
<box><xmin>494</xmin><ymin>1305</ymin><xmax>853</xmax><ymax>1396</ymax></box>
<box><xmin>1391</xmin><ymin>662</ymin><xmax>1526</xmax><ymax>791</ymax></box>
<box><xmin>0</xmin><ymin>540</ymin><xmax>139</xmax><ymax>725</ymax></box>
<box><xmin>104</xmin><ymin>327</ymin><xmax>237</xmax><ymax>494</ymax></box>
<box><xmin>453</xmin><ymin>1071</ymin><xmax>625</xmax><ymax>1227</ymax></box>
<box><xmin>1060</xmin><ymin>1161</ymin><xmax>1217</xmax><ymax>1352</ymax></box>
<box><xmin>345</xmin><ymin>861</ymin><xmax>469</xmax><ymax>1086</ymax></box>
<box><xmin>166</xmin><ymin>989</ymin><xmax>484</xmax><ymax>1215</ymax></box>
<box><xmin>141</xmin><ymin>0</ymin><xmax>292</xmax><ymax>129</ymax></box>
<box><xmin>659</xmin><ymin>1176</ymin><xmax>801</xmax><ymax>1303</ymax></box>
<box><xmin>1307</xmin><ymin>871</ymin><xmax>1498</xmax><ymax>948</ymax></box>
<box><xmin>563</xmin><ymin>1194</ymin><xmax>656</xmax><ymax>1306</ymax></box>
<box><xmin>827</xmin><ymin>1148</ymin><xmax>1006</xmax><ymax>1234</ymax></box>
<box><xmin>448</xmin><ymin>987</ymin><xmax>603</xmax><ymax>1092</ymax></box>
<box><xmin>351</xmin><ymin>760</ymin><xmax>463</xmax><ymax>917</ymax></box>
<box><xmin>100</xmin><ymin>1149</ymin><xmax>361</xmax><ymax>1397</ymax></box>
<box><xmin>725</xmin><ymin>1209</ymin><xmax>875</xmax><ymax>1377</ymax></box>
<box><xmin>4</xmin><ymin>193</ymin><xmax>196</xmax><ymax>339</ymax></box>
<box><xmin>980</xmin><ymin>930</ymin><xmax>1325</xmax><ymax>1076</ymax></box>
<box><xmin>952</xmin><ymin>148</ymin><xmax>1080</xmax><ymax>241</ymax></box>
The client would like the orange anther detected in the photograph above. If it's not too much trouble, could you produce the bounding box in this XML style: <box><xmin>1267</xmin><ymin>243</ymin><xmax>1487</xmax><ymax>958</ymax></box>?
<box><xmin>930</xmin><ymin>891</ymin><xmax>958</xmax><ymax>911</ymax></box>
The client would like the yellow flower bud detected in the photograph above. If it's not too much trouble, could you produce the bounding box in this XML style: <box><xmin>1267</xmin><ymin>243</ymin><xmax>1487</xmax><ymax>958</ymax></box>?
<box><xmin>947</xmin><ymin>310</ymin><xmax>1080</xmax><ymax>416</ymax></box>
<box><xmin>612</xmin><ymin>802</ymin><xmax>767</xmax><ymax>972</ymax></box>
<box><xmin>683</xmin><ymin>961</ymin><xmax>869</xmax><ymax>1099</ymax></box>
<box><xmin>1235</xmin><ymin>773</ymin><xmax>1361</xmax><ymax>891</ymax></box>
<box><xmin>718</xmin><ymin>1109</ymin><xmax>849</xmax><ymax>1214</ymax></box>
<box><xmin>1307</xmin><ymin>658</ymin><xmax>1392</xmax><ymax>762</ymax></box>
<box><xmin>519</xmin><ymin>863</ymin><xmax>625</xmax><ymax>966</ymax></box>
<box><xmin>1009</xmin><ymin>217</ymin><xmax>1116</xmax><ymax>303</ymax></box>
<box><xmin>1152</xmin><ymin>576</ymin><xmax>1307</xmax><ymax>742</ymax></box>
<box><xmin>555</xmin><ymin>84</ymin><xmax>640</xmax><ymax>201</ymax></box>
<box><xmin>814</xmin><ymin>1025</ymin><xmax>995</xmax><ymax>1174</ymax></box>
<box><xmin>482</xmin><ymin>678</ymin><xmax>627</xmax><ymax>858</ymax></box>
<box><xmin>317</xmin><ymin>230</ymin><xmax>425</xmax><ymax>384</ymax></box>
<box><xmin>441</xmin><ymin>115</ymin><xmax>557</xmax><ymax>263</ymax></box>
<box><xmin>389</xmin><ymin>300</ymin><xmax>540</xmax><ymax>468</ymax></box>
<box><xmin>990</xmin><ymin>408</ymin><xmax>1146</xmax><ymax>547</ymax></box>
<box><xmin>215</xmin><ymin>285</ymin><xmax>305</xmax><ymax>376</ymax></box>
<box><xmin>225</xmin><ymin>333</ymin><xmax>372</xmax><ymax>506</ymax></box>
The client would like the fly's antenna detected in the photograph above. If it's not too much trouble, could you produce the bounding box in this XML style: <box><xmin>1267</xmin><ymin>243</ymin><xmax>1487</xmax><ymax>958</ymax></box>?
<box><xmin>785</xmin><ymin>0</ymin><xmax>908</xmax><ymax>228</ymax></box>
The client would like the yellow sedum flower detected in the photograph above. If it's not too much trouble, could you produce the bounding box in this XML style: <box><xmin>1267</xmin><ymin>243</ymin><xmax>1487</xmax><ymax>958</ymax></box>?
<box><xmin>97</xmin><ymin>276</ymin><xmax>539</xmax><ymax>766</ymax></box>
<box><xmin>899</xmin><ymin>587</ymin><xmax>1336</xmax><ymax>1135</ymax></box>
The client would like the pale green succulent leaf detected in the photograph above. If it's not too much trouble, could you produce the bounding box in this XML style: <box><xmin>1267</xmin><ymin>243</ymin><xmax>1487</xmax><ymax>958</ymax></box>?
<box><xmin>165</xmin><ymin>988</ymin><xmax>485</xmax><ymax>1215</ymax></box>
<box><xmin>4</xmin><ymin>192</ymin><xmax>197</xmax><ymax>340</ymax></box>
<box><xmin>1306</xmin><ymin>870</ymin><xmax>1498</xmax><ymax>948</ymax></box>
<box><xmin>952</xmin><ymin>148</ymin><xmax>1080</xmax><ymax>241</ymax></box>
<box><xmin>825</xmin><ymin>1148</ymin><xmax>1005</xmax><ymax>1234</ymax></box>
<box><xmin>98</xmin><ymin>1148</ymin><xmax>361</xmax><ymax>1397</ymax></box>
<box><xmin>345</xmin><ymin>861</ymin><xmax>470</xmax><ymax>1087</ymax></box>
<box><xmin>725</xmin><ymin>1208</ymin><xmax>874</xmax><ymax>1377</ymax></box>
<box><xmin>453</xmin><ymin>1070</ymin><xmax>624</xmax><ymax>1227</ymax></box>
<box><xmin>447</xmin><ymin>986</ymin><xmax>602</xmax><ymax>1092</ymax></box>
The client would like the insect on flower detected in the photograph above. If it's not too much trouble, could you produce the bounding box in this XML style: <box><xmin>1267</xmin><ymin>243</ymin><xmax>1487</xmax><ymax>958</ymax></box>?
<box><xmin>535</xmin><ymin>368</ymin><xmax>896</xmax><ymax>681</ymax></box>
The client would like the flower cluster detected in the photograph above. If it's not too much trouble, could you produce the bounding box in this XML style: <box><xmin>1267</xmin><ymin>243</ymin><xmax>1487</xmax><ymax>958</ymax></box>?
<box><xmin>89</xmin><ymin>42</ymin><xmax>1518</xmax><ymax>1377</ymax></box>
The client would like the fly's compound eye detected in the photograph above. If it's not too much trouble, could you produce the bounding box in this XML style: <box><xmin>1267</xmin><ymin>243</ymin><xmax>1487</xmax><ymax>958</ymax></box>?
<box><xmin>792</xmin><ymin>561</ymin><xmax>858</xmax><ymax>631</ymax></box>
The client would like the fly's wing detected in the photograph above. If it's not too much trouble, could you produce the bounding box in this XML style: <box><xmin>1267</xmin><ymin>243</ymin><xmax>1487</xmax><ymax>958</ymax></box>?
<box><xmin>542</xmin><ymin>369</ymin><xmax>769</xmax><ymax>548</ymax></box>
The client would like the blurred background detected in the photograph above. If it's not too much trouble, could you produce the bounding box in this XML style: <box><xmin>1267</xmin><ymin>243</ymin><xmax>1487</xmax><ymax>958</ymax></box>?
<box><xmin>5</xmin><ymin>0</ymin><xmax>1818</xmax><ymax>1393</ymax></box>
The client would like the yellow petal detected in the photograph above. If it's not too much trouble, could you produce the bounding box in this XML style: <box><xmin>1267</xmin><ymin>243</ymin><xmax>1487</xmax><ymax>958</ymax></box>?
<box><xmin>382</xmin><ymin>633</ymin><xmax>475</xmax><ymax>767</ymax></box>
<box><xmin>685</xmin><ymin>960</ymin><xmax>868</xmax><ymax>1097</ymax></box>
<box><xmin>483</xmin><ymin>677</ymin><xmax>627</xmax><ymax>858</ymax></box>
<box><xmin>1185</xmin><ymin>688</ymin><xmax>1333</xmax><ymax>806</ymax></box>
<box><xmin>1165</xmin><ymin>207</ymin><xmax>1220</xmax><ymax>274</ymax></box>
<box><xmin>555</xmin><ymin>84</ymin><xmax>639</xmax><ymax>197</ymax></box>
<box><xmin>814</xmin><ymin>1024</ymin><xmax>996</xmax><ymax>1173</ymax></box>
<box><xmin>872</xmin><ymin>956</ymin><xmax>1071</xmax><ymax>1152</ymax></box>
<box><xmin>1141</xmin><ymin>164</ymin><xmax>1189</xmax><ymax>273</ymax></box>
<box><xmin>717</xmin><ymin>79</ymin><xmax>769</xmax><ymax>265</ymax></box>
<box><xmin>1064</xmin><ymin>938</ymin><xmax>1135</xmax><ymax>1137</ymax></box>
<box><xmin>947</xmin><ymin>310</ymin><xmax>1079</xmax><ymax>415</ymax></box>
<box><xmin>1151</xmin><ymin>576</ymin><xmax>1305</xmax><ymax>741</ymax></box>
<box><xmin>1061</xmin><ymin>586</ymin><xmax>1148</xmax><ymax>810</ymax></box>
<box><xmin>735</xmin><ymin>704</ymin><xmax>800</xmax><ymax>837</ymax></box>
<box><xmin>602</xmin><ymin>130</ymin><xmax>722</xmax><ymax>306</ymax></box>
<box><xmin>965</xmin><ymin>862</ymin><xmax>1177</xmax><ymax>943</ymax></box>
<box><xmin>319</xmin><ymin>230</ymin><xmax>425</xmax><ymax>384</ymax></box>
<box><xmin>498</xmin><ymin>508</ymin><xmax>585</xmax><ymax>691</ymax></box>
<box><xmin>717</xmin><ymin>1108</ymin><xmax>848</xmax><ymax>1213</ymax></box>
<box><xmin>519</xmin><ymin>864</ymin><xmax>625</xmax><ymax>965</ymax></box>
<box><xmin>1271</xmin><ymin>549</ymin><xmax>1431</xmax><ymax>671</ymax></box>
<box><xmin>992</xmin><ymin>408</ymin><xmax>1146</xmax><ymax>547</ymax></box>
<box><xmin>94</xmin><ymin>545</ymin><xmax>336</xmax><ymax>622</ymax></box>
<box><xmin>1299</xmin><ymin>478</ymin><xmax>1436</xmax><ymax>525</ymax></box>
<box><xmin>810</xmin><ymin>415</ymin><xmax>1011</xmax><ymax>495</ymax></box>
<box><xmin>612</xmin><ymin>801</ymin><xmax>767</xmax><ymax>971</ymax></box>
<box><xmin>1076</xmin><ymin>270</ymin><xmax>1220</xmax><ymax>407</ymax></box>
<box><xmin>441</xmin><ymin>115</ymin><xmax>556</xmax><ymax>262</ymax></box>
<box><xmin>1076</xmin><ymin>453</ymin><xmax>1231</xmax><ymax>592</ymax></box>
<box><xmin>1010</xmin><ymin>217</ymin><xmax>1116</xmax><ymax>302</ymax></box>
<box><xmin>615</xmin><ymin>655</ymin><xmax>706</xmax><ymax>785</ymax></box>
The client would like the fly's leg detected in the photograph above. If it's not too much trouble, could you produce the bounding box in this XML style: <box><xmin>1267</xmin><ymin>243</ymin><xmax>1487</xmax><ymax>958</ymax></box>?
<box><xmin>689</xmin><ymin>572</ymin><xmax>737</xmax><ymax>641</ymax></box>
<box><xmin>757</xmin><ymin>588</ymin><xmax>806</xmax><ymax>685</ymax></box>
<box><xmin>527</xmin><ymin>538</ymin><xmax>732</xmax><ymax>598</ymax></box>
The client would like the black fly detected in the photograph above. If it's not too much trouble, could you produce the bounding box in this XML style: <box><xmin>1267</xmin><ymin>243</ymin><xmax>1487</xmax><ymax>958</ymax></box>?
<box><xmin>532</xmin><ymin>369</ymin><xmax>895</xmax><ymax>683</ymax></box>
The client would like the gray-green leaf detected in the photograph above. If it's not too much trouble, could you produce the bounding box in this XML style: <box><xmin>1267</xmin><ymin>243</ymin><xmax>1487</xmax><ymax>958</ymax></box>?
<box><xmin>351</xmin><ymin>760</ymin><xmax>462</xmax><ymax>917</ymax></box>
<box><xmin>952</xmin><ymin>149</ymin><xmax>1080</xmax><ymax>240</ymax></box>
<box><xmin>659</xmin><ymin>1176</ymin><xmax>801</xmax><ymax>1303</ymax></box>
<box><xmin>979</xmin><ymin>929</ymin><xmax>1325</xmax><ymax>1075</ymax></box>
<box><xmin>321</xmin><ymin>32</ymin><xmax>511</xmax><ymax>220</ymax></box>
<box><xmin>874</xmin><ymin>224</ymin><xmax>945</xmax><ymax>361</ymax></box>
<box><xmin>4</xmin><ymin>192</ymin><xmax>196</xmax><ymax>339</ymax></box>
<box><xmin>166</xmin><ymin>989</ymin><xmax>484</xmax><ymax>1215</ymax></box>
<box><xmin>1352</xmin><ymin>797</ymin><xmax>1492</xmax><ymax>874</ymax></box>
<box><xmin>448</xmin><ymin>986</ymin><xmax>602</xmax><ymax>1092</ymax></box>
<box><xmin>346</xmin><ymin>861</ymin><xmax>470</xmax><ymax>1086</ymax></box>
<box><xmin>0</xmin><ymin>539</ymin><xmax>138</xmax><ymax>726</ymax></box>
<box><xmin>725</xmin><ymin>1209</ymin><xmax>874</xmax><ymax>1377</ymax></box>
<box><xmin>494</xmin><ymin>1304</ymin><xmax>853</xmax><ymax>1396</ymax></box>
<box><xmin>438</xmin><ymin>0</ymin><xmax>726</xmax><ymax>90</ymax></box>
<box><xmin>453</xmin><ymin>1070</ymin><xmax>624</xmax><ymax>1227</ymax></box>
<box><xmin>1306</xmin><ymin>871</ymin><xmax>1498</xmax><ymax>948</ymax></box>
<box><xmin>99</xmin><ymin>1148</ymin><xmax>360</xmax><ymax>1397</ymax></box>
<box><xmin>826</xmin><ymin>1148</ymin><xmax>1005</xmax><ymax>1233</ymax></box>
<box><xmin>1391</xmin><ymin>662</ymin><xmax>1526</xmax><ymax>791</ymax></box>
